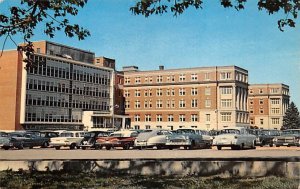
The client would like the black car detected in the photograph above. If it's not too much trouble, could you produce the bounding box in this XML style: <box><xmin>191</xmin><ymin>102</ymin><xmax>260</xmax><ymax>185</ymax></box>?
<box><xmin>250</xmin><ymin>129</ymin><xmax>280</xmax><ymax>147</ymax></box>
<box><xmin>78</xmin><ymin>131</ymin><xmax>111</xmax><ymax>150</ymax></box>
<box><xmin>1</xmin><ymin>131</ymin><xmax>49</xmax><ymax>150</ymax></box>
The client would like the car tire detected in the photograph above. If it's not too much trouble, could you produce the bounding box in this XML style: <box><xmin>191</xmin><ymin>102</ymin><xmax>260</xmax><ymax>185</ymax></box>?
<box><xmin>217</xmin><ymin>146</ymin><xmax>222</xmax><ymax>150</ymax></box>
<box><xmin>55</xmin><ymin>146</ymin><xmax>61</xmax><ymax>150</ymax></box>
<box><xmin>276</xmin><ymin>145</ymin><xmax>280</xmax><ymax>147</ymax></box>
<box><xmin>168</xmin><ymin>147</ymin><xmax>173</xmax><ymax>150</ymax></box>
<box><xmin>3</xmin><ymin>146</ymin><xmax>10</xmax><ymax>150</ymax></box>
<box><xmin>82</xmin><ymin>147</ymin><xmax>86</xmax><ymax>150</ymax></box>
<box><xmin>18</xmin><ymin>143</ymin><xmax>24</xmax><ymax>150</ymax></box>
<box><xmin>42</xmin><ymin>142</ymin><xmax>49</xmax><ymax>148</ymax></box>
<box><xmin>240</xmin><ymin>143</ymin><xmax>245</xmax><ymax>150</ymax></box>
<box><xmin>106</xmin><ymin>146</ymin><xmax>111</xmax><ymax>150</ymax></box>
<box><xmin>70</xmin><ymin>143</ymin><xmax>76</xmax><ymax>150</ymax></box>
<box><xmin>269</xmin><ymin>143</ymin><xmax>273</xmax><ymax>147</ymax></box>
<box><xmin>123</xmin><ymin>144</ymin><xmax>130</xmax><ymax>150</ymax></box>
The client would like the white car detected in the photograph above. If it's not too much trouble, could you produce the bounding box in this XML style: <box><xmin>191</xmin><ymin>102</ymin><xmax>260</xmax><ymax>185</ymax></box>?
<box><xmin>213</xmin><ymin>127</ymin><xmax>256</xmax><ymax>150</ymax></box>
<box><xmin>134</xmin><ymin>129</ymin><xmax>171</xmax><ymax>149</ymax></box>
<box><xmin>50</xmin><ymin>131</ymin><xmax>86</xmax><ymax>150</ymax></box>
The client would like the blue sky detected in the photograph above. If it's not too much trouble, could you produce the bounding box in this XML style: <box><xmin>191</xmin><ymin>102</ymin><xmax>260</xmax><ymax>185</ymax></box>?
<box><xmin>1</xmin><ymin>0</ymin><xmax>299</xmax><ymax>106</ymax></box>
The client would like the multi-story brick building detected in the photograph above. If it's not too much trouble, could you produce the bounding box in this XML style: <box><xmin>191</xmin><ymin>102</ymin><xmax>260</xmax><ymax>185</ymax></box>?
<box><xmin>248</xmin><ymin>84</ymin><xmax>290</xmax><ymax>130</ymax></box>
<box><xmin>0</xmin><ymin>41</ymin><xmax>118</xmax><ymax>131</ymax></box>
<box><xmin>123</xmin><ymin>65</ymin><xmax>249</xmax><ymax>130</ymax></box>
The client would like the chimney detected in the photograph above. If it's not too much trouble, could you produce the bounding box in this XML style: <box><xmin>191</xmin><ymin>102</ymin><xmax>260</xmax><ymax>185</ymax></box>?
<box><xmin>159</xmin><ymin>65</ymin><xmax>164</xmax><ymax>70</ymax></box>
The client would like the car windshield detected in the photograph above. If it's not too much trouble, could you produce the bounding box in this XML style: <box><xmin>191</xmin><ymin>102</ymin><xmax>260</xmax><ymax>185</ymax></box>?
<box><xmin>220</xmin><ymin>129</ymin><xmax>240</xmax><ymax>134</ymax></box>
<box><xmin>109</xmin><ymin>133</ymin><xmax>124</xmax><ymax>137</ymax></box>
<box><xmin>175</xmin><ymin>129</ymin><xmax>195</xmax><ymax>134</ymax></box>
<box><xmin>9</xmin><ymin>133</ymin><xmax>24</xmax><ymax>137</ymax></box>
<box><xmin>282</xmin><ymin>130</ymin><xmax>300</xmax><ymax>135</ymax></box>
<box><xmin>60</xmin><ymin>132</ymin><xmax>74</xmax><ymax>137</ymax></box>
<box><xmin>84</xmin><ymin>132</ymin><xmax>96</xmax><ymax>137</ymax></box>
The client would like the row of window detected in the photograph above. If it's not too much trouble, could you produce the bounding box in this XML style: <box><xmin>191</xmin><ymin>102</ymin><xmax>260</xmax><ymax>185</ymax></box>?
<box><xmin>133</xmin><ymin>112</ymin><xmax>233</xmax><ymax>122</ymax></box>
<box><xmin>125</xmin><ymin>86</ymin><xmax>233</xmax><ymax>98</ymax></box>
<box><xmin>125</xmin><ymin>99</ymin><xmax>212</xmax><ymax>109</ymax></box>
<box><xmin>249</xmin><ymin>88</ymin><xmax>289</xmax><ymax>95</ymax></box>
<box><xmin>25</xmin><ymin>113</ymin><xmax>81</xmax><ymax>123</ymax></box>
<box><xmin>125</xmin><ymin>72</ymin><xmax>236</xmax><ymax>84</ymax></box>
<box><xmin>26</xmin><ymin>78</ymin><xmax>110</xmax><ymax>98</ymax></box>
<box><xmin>26</xmin><ymin>97</ymin><xmax>110</xmax><ymax>111</ymax></box>
<box><xmin>28</xmin><ymin>56</ymin><xmax>111</xmax><ymax>85</ymax></box>
<box><xmin>250</xmin><ymin>118</ymin><xmax>280</xmax><ymax>125</ymax></box>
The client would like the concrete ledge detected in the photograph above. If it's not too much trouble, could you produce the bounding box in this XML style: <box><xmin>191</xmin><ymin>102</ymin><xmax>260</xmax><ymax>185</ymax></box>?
<box><xmin>0</xmin><ymin>159</ymin><xmax>299</xmax><ymax>178</ymax></box>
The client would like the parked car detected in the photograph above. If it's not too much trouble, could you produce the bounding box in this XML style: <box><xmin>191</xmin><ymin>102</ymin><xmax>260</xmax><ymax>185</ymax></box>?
<box><xmin>134</xmin><ymin>129</ymin><xmax>172</xmax><ymax>149</ymax></box>
<box><xmin>1</xmin><ymin>131</ymin><xmax>49</xmax><ymax>150</ymax></box>
<box><xmin>0</xmin><ymin>132</ymin><xmax>9</xmax><ymax>149</ymax></box>
<box><xmin>250</xmin><ymin>129</ymin><xmax>280</xmax><ymax>147</ymax></box>
<box><xmin>165</xmin><ymin>129</ymin><xmax>207</xmax><ymax>150</ymax></box>
<box><xmin>274</xmin><ymin>129</ymin><xmax>300</xmax><ymax>147</ymax></box>
<box><xmin>49</xmin><ymin>131</ymin><xmax>86</xmax><ymax>150</ymax></box>
<box><xmin>78</xmin><ymin>131</ymin><xmax>111</xmax><ymax>149</ymax></box>
<box><xmin>213</xmin><ymin>127</ymin><xmax>257</xmax><ymax>150</ymax></box>
<box><xmin>195</xmin><ymin>130</ymin><xmax>213</xmax><ymax>149</ymax></box>
<box><xmin>95</xmin><ymin>130</ymin><xmax>139</xmax><ymax>150</ymax></box>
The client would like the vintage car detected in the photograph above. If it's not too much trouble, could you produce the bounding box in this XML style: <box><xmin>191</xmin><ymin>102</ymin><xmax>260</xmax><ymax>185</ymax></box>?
<box><xmin>78</xmin><ymin>131</ymin><xmax>111</xmax><ymax>149</ymax></box>
<box><xmin>213</xmin><ymin>127</ymin><xmax>257</xmax><ymax>150</ymax></box>
<box><xmin>195</xmin><ymin>130</ymin><xmax>213</xmax><ymax>149</ymax></box>
<box><xmin>250</xmin><ymin>129</ymin><xmax>280</xmax><ymax>147</ymax></box>
<box><xmin>49</xmin><ymin>131</ymin><xmax>86</xmax><ymax>150</ymax></box>
<box><xmin>165</xmin><ymin>129</ymin><xmax>207</xmax><ymax>150</ymax></box>
<box><xmin>274</xmin><ymin>129</ymin><xmax>300</xmax><ymax>147</ymax></box>
<box><xmin>95</xmin><ymin>130</ymin><xmax>139</xmax><ymax>150</ymax></box>
<box><xmin>1</xmin><ymin>131</ymin><xmax>49</xmax><ymax>150</ymax></box>
<box><xmin>134</xmin><ymin>129</ymin><xmax>172</xmax><ymax>149</ymax></box>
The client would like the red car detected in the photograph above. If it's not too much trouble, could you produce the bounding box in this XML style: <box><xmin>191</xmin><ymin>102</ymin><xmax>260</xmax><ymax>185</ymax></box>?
<box><xmin>95</xmin><ymin>130</ymin><xmax>139</xmax><ymax>150</ymax></box>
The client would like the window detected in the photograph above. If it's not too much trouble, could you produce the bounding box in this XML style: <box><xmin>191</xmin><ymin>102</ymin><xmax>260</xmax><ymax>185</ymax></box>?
<box><xmin>170</xmin><ymin>75</ymin><xmax>175</xmax><ymax>82</ymax></box>
<box><xmin>134</xmin><ymin>115</ymin><xmax>140</xmax><ymax>122</ymax></box>
<box><xmin>179</xmin><ymin>74</ymin><xmax>185</xmax><ymax>81</ymax></box>
<box><xmin>220</xmin><ymin>87</ymin><xmax>232</xmax><ymax>94</ymax></box>
<box><xmin>179</xmin><ymin>114</ymin><xmax>186</xmax><ymax>122</ymax></box>
<box><xmin>156</xmin><ymin>99</ymin><xmax>163</xmax><ymax>108</ymax></box>
<box><xmin>168</xmin><ymin>114</ymin><xmax>174</xmax><ymax>122</ymax></box>
<box><xmin>134</xmin><ymin>125</ymin><xmax>140</xmax><ymax>130</ymax></box>
<box><xmin>125</xmin><ymin>77</ymin><xmax>130</xmax><ymax>84</ymax></box>
<box><xmin>179</xmin><ymin>88</ymin><xmax>186</xmax><ymax>96</ymax></box>
<box><xmin>204</xmin><ymin>72</ymin><xmax>210</xmax><ymax>80</ymax></box>
<box><xmin>171</xmin><ymin>100</ymin><xmax>175</xmax><ymax>108</ymax></box>
<box><xmin>259</xmin><ymin>89</ymin><xmax>263</xmax><ymax>94</ymax></box>
<box><xmin>191</xmin><ymin>99</ymin><xmax>198</xmax><ymax>108</ymax></box>
<box><xmin>271</xmin><ymin>118</ymin><xmax>280</xmax><ymax>125</ymax></box>
<box><xmin>179</xmin><ymin>99</ymin><xmax>186</xmax><ymax>108</ymax></box>
<box><xmin>156</xmin><ymin>114</ymin><xmax>162</xmax><ymax>122</ymax></box>
<box><xmin>157</xmin><ymin>75</ymin><xmax>163</xmax><ymax>83</ymax></box>
<box><xmin>260</xmin><ymin>109</ymin><xmax>264</xmax><ymax>114</ymax></box>
<box><xmin>156</xmin><ymin>88</ymin><xmax>163</xmax><ymax>96</ymax></box>
<box><xmin>205</xmin><ymin>87</ymin><xmax>211</xmax><ymax>95</ymax></box>
<box><xmin>145</xmin><ymin>114</ymin><xmax>151</xmax><ymax>122</ymax></box>
<box><xmin>206</xmin><ymin>114</ymin><xmax>211</xmax><ymax>122</ymax></box>
<box><xmin>271</xmin><ymin>108</ymin><xmax>280</xmax><ymax>114</ymax></box>
<box><xmin>135</xmin><ymin>77</ymin><xmax>141</xmax><ymax>83</ymax></box>
<box><xmin>166</xmin><ymin>89</ymin><xmax>170</xmax><ymax>96</ymax></box>
<box><xmin>260</xmin><ymin>119</ymin><xmax>264</xmax><ymax>125</ymax></box>
<box><xmin>135</xmin><ymin>100</ymin><xmax>140</xmax><ymax>109</ymax></box>
<box><xmin>270</xmin><ymin>88</ymin><xmax>279</xmax><ymax>94</ymax></box>
<box><xmin>249</xmin><ymin>89</ymin><xmax>253</xmax><ymax>94</ymax></box>
<box><xmin>220</xmin><ymin>72</ymin><xmax>231</xmax><ymax>80</ymax></box>
<box><xmin>191</xmin><ymin>88</ymin><xmax>198</xmax><ymax>95</ymax></box>
<box><xmin>146</xmin><ymin>125</ymin><xmax>151</xmax><ymax>129</ymax></box>
<box><xmin>191</xmin><ymin>114</ymin><xmax>198</xmax><ymax>122</ymax></box>
<box><xmin>135</xmin><ymin>90</ymin><xmax>141</xmax><ymax>97</ymax></box>
<box><xmin>171</xmin><ymin>89</ymin><xmax>175</xmax><ymax>96</ymax></box>
<box><xmin>270</xmin><ymin>98</ymin><xmax>280</xmax><ymax>105</ymax></box>
<box><xmin>250</xmin><ymin>100</ymin><xmax>253</xmax><ymax>104</ymax></box>
<box><xmin>205</xmin><ymin>100</ymin><xmax>211</xmax><ymax>107</ymax></box>
<box><xmin>221</xmin><ymin>99</ymin><xmax>232</xmax><ymax>108</ymax></box>
<box><xmin>259</xmin><ymin>99</ymin><xmax>264</xmax><ymax>105</ymax></box>
<box><xmin>221</xmin><ymin>112</ymin><xmax>231</xmax><ymax>122</ymax></box>
<box><xmin>124</xmin><ymin>90</ymin><xmax>130</xmax><ymax>97</ymax></box>
<box><xmin>191</xmin><ymin>73</ymin><xmax>198</xmax><ymax>81</ymax></box>
<box><xmin>125</xmin><ymin>100</ymin><xmax>130</xmax><ymax>109</ymax></box>
<box><xmin>144</xmin><ymin>100</ymin><xmax>148</xmax><ymax>108</ymax></box>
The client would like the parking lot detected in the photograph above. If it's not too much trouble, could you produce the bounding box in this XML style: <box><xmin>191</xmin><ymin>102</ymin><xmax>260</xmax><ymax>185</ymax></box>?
<box><xmin>1</xmin><ymin>146</ymin><xmax>299</xmax><ymax>160</ymax></box>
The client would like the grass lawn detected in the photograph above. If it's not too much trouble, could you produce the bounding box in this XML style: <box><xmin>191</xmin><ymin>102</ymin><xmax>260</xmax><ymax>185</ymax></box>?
<box><xmin>0</xmin><ymin>170</ymin><xmax>299</xmax><ymax>189</ymax></box>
